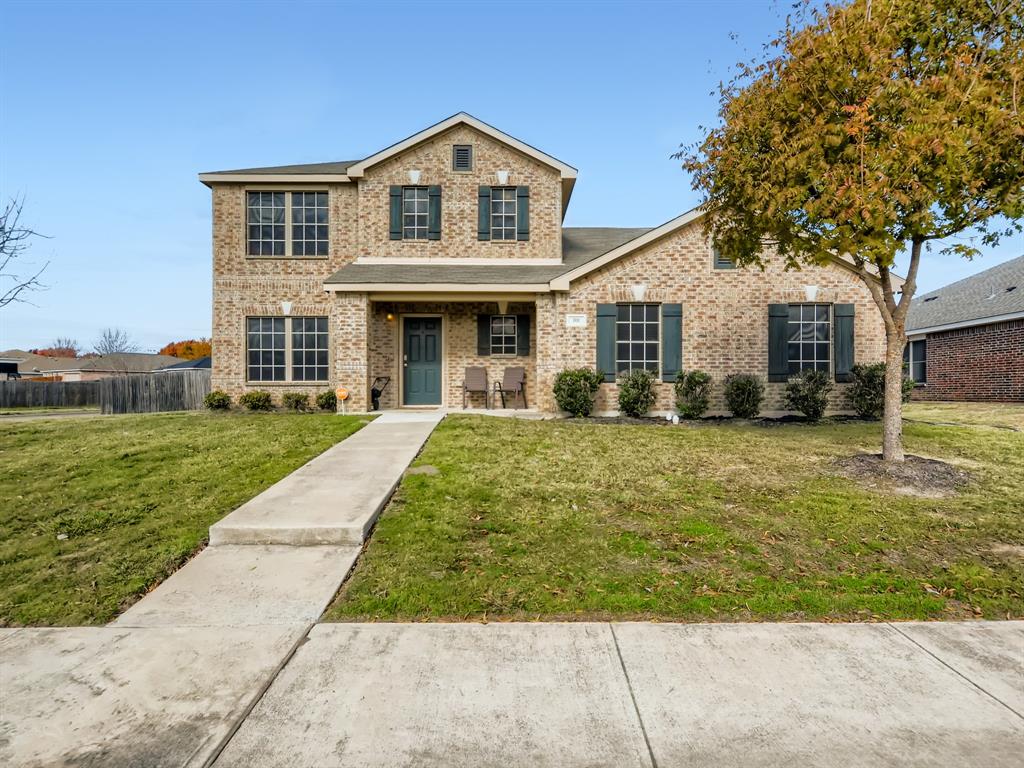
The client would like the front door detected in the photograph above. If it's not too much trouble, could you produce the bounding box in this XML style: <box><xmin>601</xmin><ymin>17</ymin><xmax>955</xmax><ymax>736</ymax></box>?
<box><xmin>403</xmin><ymin>317</ymin><xmax>442</xmax><ymax>406</ymax></box>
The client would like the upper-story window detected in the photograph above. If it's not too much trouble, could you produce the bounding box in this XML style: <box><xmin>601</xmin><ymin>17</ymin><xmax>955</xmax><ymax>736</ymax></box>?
<box><xmin>490</xmin><ymin>187</ymin><xmax>517</xmax><ymax>241</ymax></box>
<box><xmin>402</xmin><ymin>186</ymin><xmax>429</xmax><ymax>240</ymax></box>
<box><xmin>788</xmin><ymin>303</ymin><xmax>831</xmax><ymax>374</ymax></box>
<box><xmin>247</xmin><ymin>191</ymin><xmax>328</xmax><ymax>257</ymax></box>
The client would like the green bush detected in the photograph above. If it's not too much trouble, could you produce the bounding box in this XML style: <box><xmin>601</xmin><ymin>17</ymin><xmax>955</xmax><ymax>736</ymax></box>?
<box><xmin>724</xmin><ymin>374</ymin><xmax>764</xmax><ymax>419</ymax></box>
<box><xmin>617</xmin><ymin>369</ymin><xmax>657</xmax><ymax>417</ymax></box>
<box><xmin>203</xmin><ymin>390</ymin><xmax>231</xmax><ymax>410</ymax></box>
<box><xmin>674</xmin><ymin>370</ymin><xmax>712</xmax><ymax>418</ymax></box>
<box><xmin>845</xmin><ymin>362</ymin><xmax>915</xmax><ymax>419</ymax></box>
<box><xmin>281</xmin><ymin>392</ymin><xmax>309</xmax><ymax>411</ymax></box>
<box><xmin>315</xmin><ymin>390</ymin><xmax>337</xmax><ymax>411</ymax></box>
<box><xmin>553</xmin><ymin>368</ymin><xmax>604</xmax><ymax>417</ymax></box>
<box><xmin>784</xmin><ymin>369</ymin><xmax>833</xmax><ymax>422</ymax></box>
<box><xmin>238</xmin><ymin>390</ymin><xmax>273</xmax><ymax>411</ymax></box>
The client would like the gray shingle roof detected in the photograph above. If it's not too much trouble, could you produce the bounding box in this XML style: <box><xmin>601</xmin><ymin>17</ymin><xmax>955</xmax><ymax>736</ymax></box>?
<box><xmin>906</xmin><ymin>254</ymin><xmax>1024</xmax><ymax>332</ymax></box>
<box><xmin>201</xmin><ymin>160</ymin><xmax>358</xmax><ymax>176</ymax></box>
<box><xmin>325</xmin><ymin>227</ymin><xmax>653</xmax><ymax>285</ymax></box>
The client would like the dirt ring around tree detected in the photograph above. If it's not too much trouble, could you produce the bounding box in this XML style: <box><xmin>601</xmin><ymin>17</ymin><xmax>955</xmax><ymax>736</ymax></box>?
<box><xmin>833</xmin><ymin>453</ymin><xmax>972</xmax><ymax>498</ymax></box>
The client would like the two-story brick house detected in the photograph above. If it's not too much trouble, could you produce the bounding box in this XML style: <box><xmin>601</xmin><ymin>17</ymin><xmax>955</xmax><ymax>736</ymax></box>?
<box><xmin>202</xmin><ymin>113</ymin><xmax>888</xmax><ymax>414</ymax></box>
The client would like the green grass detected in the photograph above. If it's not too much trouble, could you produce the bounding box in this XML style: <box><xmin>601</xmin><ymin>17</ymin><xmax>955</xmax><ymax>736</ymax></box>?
<box><xmin>0</xmin><ymin>412</ymin><xmax>368</xmax><ymax>625</ymax></box>
<box><xmin>325</xmin><ymin>412</ymin><xmax>1024</xmax><ymax>623</ymax></box>
<box><xmin>904</xmin><ymin>401</ymin><xmax>1024</xmax><ymax>431</ymax></box>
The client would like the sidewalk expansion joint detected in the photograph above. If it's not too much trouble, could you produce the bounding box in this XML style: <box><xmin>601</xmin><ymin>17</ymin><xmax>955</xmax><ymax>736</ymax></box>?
<box><xmin>609</xmin><ymin>623</ymin><xmax>659</xmax><ymax>768</ymax></box>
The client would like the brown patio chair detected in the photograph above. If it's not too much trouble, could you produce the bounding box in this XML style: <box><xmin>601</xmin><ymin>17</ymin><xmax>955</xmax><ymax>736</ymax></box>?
<box><xmin>493</xmin><ymin>367</ymin><xmax>527</xmax><ymax>409</ymax></box>
<box><xmin>462</xmin><ymin>367</ymin><xmax>489</xmax><ymax>409</ymax></box>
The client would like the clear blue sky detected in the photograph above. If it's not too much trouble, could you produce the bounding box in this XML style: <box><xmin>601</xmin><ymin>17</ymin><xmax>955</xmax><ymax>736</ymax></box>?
<box><xmin>2</xmin><ymin>0</ymin><xmax>1020</xmax><ymax>353</ymax></box>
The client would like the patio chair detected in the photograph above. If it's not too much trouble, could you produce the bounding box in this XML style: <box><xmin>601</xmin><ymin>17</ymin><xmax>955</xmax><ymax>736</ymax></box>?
<box><xmin>493</xmin><ymin>367</ymin><xmax>527</xmax><ymax>409</ymax></box>
<box><xmin>462</xmin><ymin>367</ymin><xmax>489</xmax><ymax>409</ymax></box>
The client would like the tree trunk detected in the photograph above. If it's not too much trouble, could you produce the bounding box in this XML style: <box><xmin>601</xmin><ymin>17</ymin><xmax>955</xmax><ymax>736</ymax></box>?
<box><xmin>882</xmin><ymin>329</ymin><xmax>906</xmax><ymax>463</ymax></box>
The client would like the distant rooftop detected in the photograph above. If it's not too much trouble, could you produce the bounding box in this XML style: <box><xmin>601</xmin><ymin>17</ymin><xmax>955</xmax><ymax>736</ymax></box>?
<box><xmin>907</xmin><ymin>255</ymin><xmax>1024</xmax><ymax>332</ymax></box>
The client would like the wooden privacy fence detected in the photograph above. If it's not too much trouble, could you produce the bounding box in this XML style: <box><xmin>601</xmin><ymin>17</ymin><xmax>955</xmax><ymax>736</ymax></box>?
<box><xmin>98</xmin><ymin>370</ymin><xmax>211</xmax><ymax>414</ymax></box>
<box><xmin>0</xmin><ymin>380</ymin><xmax>100</xmax><ymax>408</ymax></box>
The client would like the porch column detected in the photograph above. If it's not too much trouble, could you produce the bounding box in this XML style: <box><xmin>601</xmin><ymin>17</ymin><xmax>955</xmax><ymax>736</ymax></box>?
<box><xmin>334</xmin><ymin>292</ymin><xmax>370</xmax><ymax>412</ymax></box>
<box><xmin>534</xmin><ymin>292</ymin><xmax>561</xmax><ymax>412</ymax></box>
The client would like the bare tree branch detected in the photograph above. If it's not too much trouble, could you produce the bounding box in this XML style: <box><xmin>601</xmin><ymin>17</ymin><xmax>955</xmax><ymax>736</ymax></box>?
<box><xmin>0</xmin><ymin>196</ymin><xmax>50</xmax><ymax>309</ymax></box>
<box><xmin>93</xmin><ymin>328</ymin><xmax>140</xmax><ymax>356</ymax></box>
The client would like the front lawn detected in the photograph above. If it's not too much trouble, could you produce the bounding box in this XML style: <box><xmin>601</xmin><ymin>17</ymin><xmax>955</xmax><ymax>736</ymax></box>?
<box><xmin>0</xmin><ymin>412</ymin><xmax>367</xmax><ymax>625</ymax></box>
<box><xmin>326</xmin><ymin>411</ymin><xmax>1024</xmax><ymax>622</ymax></box>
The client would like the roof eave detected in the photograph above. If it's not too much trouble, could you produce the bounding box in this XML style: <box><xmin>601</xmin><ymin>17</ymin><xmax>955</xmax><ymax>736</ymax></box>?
<box><xmin>198</xmin><ymin>173</ymin><xmax>351</xmax><ymax>187</ymax></box>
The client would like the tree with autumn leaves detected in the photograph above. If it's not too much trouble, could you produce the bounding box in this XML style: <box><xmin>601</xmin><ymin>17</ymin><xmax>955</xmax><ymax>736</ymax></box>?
<box><xmin>680</xmin><ymin>0</ymin><xmax>1022</xmax><ymax>463</ymax></box>
<box><xmin>159</xmin><ymin>338</ymin><xmax>212</xmax><ymax>360</ymax></box>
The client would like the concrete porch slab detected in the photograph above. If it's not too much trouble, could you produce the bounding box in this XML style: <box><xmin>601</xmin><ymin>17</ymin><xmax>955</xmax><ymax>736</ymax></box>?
<box><xmin>111</xmin><ymin>545</ymin><xmax>359</xmax><ymax>628</ymax></box>
<box><xmin>214</xmin><ymin>623</ymin><xmax>653</xmax><ymax>768</ymax></box>
<box><xmin>612</xmin><ymin>622</ymin><xmax>1024</xmax><ymax>768</ymax></box>
<box><xmin>209</xmin><ymin>414</ymin><xmax>442</xmax><ymax>546</ymax></box>
<box><xmin>0</xmin><ymin>625</ymin><xmax>303</xmax><ymax>768</ymax></box>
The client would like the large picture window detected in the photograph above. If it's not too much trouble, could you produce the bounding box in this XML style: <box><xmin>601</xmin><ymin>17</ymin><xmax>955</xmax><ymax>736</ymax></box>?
<box><xmin>489</xmin><ymin>315</ymin><xmax>517</xmax><ymax>356</ymax></box>
<box><xmin>615</xmin><ymin>304</ymin><xmax>660</xmax><ymax>375</ymax></box>
<box><xmin>247</xmin><ymin>191</ymin><xmax>329</xmax><ymax>257</ymax></box>
<box><xmin>490</xmin><ymin>187</ymin><xmax>517</xmax><ymax>241</ymax></box>
<box><xmin>402</xmin><ymin>186</ymin><xmax>428</xmax><ymax>240</ymax></box>
<box><xmin>247</xmin><ymin>316</ymin><xmax>328</xmax><ymax>382</ymax></box>
<box><xmin>904</xmin><ymin>339</ymin><xmax>927</xmax><ymax>383</ymax></box>
<box><xmin>787</xmin><ymin>304</ymin><xmax>831</xmax><ymax>374</ymax></box>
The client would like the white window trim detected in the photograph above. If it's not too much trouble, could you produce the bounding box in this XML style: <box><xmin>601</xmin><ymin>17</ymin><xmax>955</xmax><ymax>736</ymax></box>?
<box><xmin>402</xmin><ymin>186</ymin><xmax>429</xmax><ymax>240</ymax></box>
<box><xmin>246</xmin><ymin>191</ymin><xmax>329</xmax><ymax>259</ymax></box>
<box><xmin>490</xmin><ymin>187</ymin><xmax>517</xmax><ymax>241</ymax></box>
<box><xmin>245</xmin><ymin>315</ymin><xmax>330</xmax><ymax>384</ymax></box>
<box><xmin>614</xmin><ymin>303</ymin><xmax>661</xmax><ymax>376</ymax></box>
<box><xmin>905</xmin><ymin>338</ymin><xmax>927</xmax><ymax>384</ymax></box>
<box><xmin>787</xmin><ymin>303</ymin><xmax>832</xmax><ymax>375</ymax></box>
<box><xmin>489</xmin><ymin>314</ymin><xmax>517</xmax><ymax>357</ymax></box>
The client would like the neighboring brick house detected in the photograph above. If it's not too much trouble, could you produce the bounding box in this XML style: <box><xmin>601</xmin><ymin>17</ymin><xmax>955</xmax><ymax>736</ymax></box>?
<box><xmin>905</xmin><ymin>255</ymin><xmax>1024</xmax><ymax>402</ymax></box>
<box><xmin>201</xmin><ymin>113</ymin><xmax>889</xmax><ymax>414</ymax></box>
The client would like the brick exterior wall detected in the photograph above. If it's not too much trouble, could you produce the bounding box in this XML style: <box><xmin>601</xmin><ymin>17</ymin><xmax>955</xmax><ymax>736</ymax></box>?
<box><xmin>534</xmin><ymin>219</ymin><xmax>887</xmax><ymax>414</ymax></box>
<box><xmin>911</xmin><ymin>319</ymin><xmax>1024</xmax><ymax>402</ymax></box>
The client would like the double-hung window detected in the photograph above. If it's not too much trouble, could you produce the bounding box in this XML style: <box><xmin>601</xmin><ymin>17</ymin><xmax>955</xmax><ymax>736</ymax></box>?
<box><xmin>787</xmin><ymin>304</ymin><xmax>831</xmax><ymax>374</ymax></box>
<box><xmin>489</xmin><ymin>315</ymin><xmax>517</xmax><ymax>356</ymax></box>
<box><xmin>490</xmin><ymin>187</ymin><xmax>517</xmax><ymax>241</ymax></box>
<box><xmin>615</xmin><ymin>304</ymin><xmax>660</xmax><ymax>375</ymax></box>
<box><xmin>904</xmin><ymin>339</ymin><xmax>927</xmax><ymax>383</ymax></box>
<box><xmin>402</xmin><ymin>187</ymin><xmax>429</xmax><ymax>240</ymax></box>
<box><xmin>247</xmin><ymin>191</ymin><xmax>329</xmax><ymax>257</ymax></box>
<box><xmin>247</xmin><ymin>316</ymin><xmax>328</xmax><ymax>382</ymax></box>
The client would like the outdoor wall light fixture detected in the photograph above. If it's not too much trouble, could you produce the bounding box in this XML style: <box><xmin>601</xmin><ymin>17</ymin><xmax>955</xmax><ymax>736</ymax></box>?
<box><xmin>408</xmin><ymin>169</ymin><xmax>422</xmax><ymax>184</ymax></box>
<box><xmin>803</xmin><ymin>284</ymin><xmax>819</xmax><ymax>302</ymax></box>
<box><xmin>495</xmin><ymin>169</ymin><xmax>510</xmax><ymax>185</ymax></box>
<box><xmin>386</xmin><ymin>312</ymin><xmax>395</xmax><ymax>322</ymax></box>
<box><xmin>631</xmin><ymin>283</ymin><xmax>647</xmax><ymax>302</ymax></box>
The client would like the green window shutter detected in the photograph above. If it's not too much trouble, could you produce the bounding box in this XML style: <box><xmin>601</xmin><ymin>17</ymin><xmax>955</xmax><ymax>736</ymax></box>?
<box><xmin>516</xmin><ymin>186</ymin><xmax>530</xmax><ymax>241</ymax></box>
<box><xmin>596</xmin><ymin>303</ymin><xmax>617</xmax><ymax>383</ymax></box>
<box><xmin>427</xmin><ymin>186</ymin><xmax>441</xmax><ymax>240</ymax></box>
<box><xmin>768</xmin><ymin>304</ymin><xmax>790</xmax><ymax>383</ymax></box>
<box><xmin>389</xmin><ymin>186</ymin><xmax>402</xmax><ymax>240</ymax></box>
<box><xmin>834</xmin><ymin>304</ymin><xmax>855</xmax><ymax>382</ymax></box>
<box><xmin>477</xmin><ymin>186</ymin><xmax>491</xmax><ymax>241</ymax></box>
<box><xmin>515</xmin><ymin>314</ymin><xmax>531</xmax><ymax>356</ymax></box>
<box><xmin>661</xmin><ymin>303</ymin><xmax>683</xmax><ymax>383</ymax></box>
<box><xmin>477</xmin><ymin>315</ymin><xmax>491</xmax><ymax>355</ymax></box>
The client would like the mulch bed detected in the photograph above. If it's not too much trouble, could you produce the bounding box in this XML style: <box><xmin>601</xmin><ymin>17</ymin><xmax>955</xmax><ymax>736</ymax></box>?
<box><xmin>833</xmin><ymin>453</ymin><xmax>972</xmax><ymax>498</ymax></box>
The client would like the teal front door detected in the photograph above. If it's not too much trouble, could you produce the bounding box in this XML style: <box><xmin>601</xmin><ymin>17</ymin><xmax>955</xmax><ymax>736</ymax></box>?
<box><xmin>403</xmin><ymin>317</ymin><xmax>442</xmax><ymax>405</ymax></box>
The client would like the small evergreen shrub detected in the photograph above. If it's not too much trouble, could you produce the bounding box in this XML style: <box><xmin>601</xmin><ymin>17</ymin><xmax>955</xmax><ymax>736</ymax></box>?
<box><xmin>784</xmin><ymin>369</ymin><xmax>833</xmax><ymax>422</ymax></box>
<box><xmin>316</xmin><ymin>390</ymin><xmax>337</xmax><ymax>411</ymax></box>
<box><xmin>203</xmin><ymin>390</ymin><xmax>231</xmax><ymax>410</ymax></box>
<box><xmin>845</xmin><ymin>363</ymin><xmax>915</xmax><ymax>419</ymax></box>
<box><xmin>282</xmin><ymin>392</ymin><xmax>309</xmax><ymax>411</ymax></box>
<box><xmin>674</xmin><ymin>370</ymin><xmax>712</xmax><ymax>419</ymax></box>
<box><xmin>617</xmin><ymin>369</ymin><xmax>657</xmax><ymax>417</ymax></box>
<box><xmin>724</xmin><ymin>374</ymin><xmax>764</xmax><ymax>419</ymax></box>
<box><xmin>239</xmin><ymin>390</ymin><xmax>273</xmax><ymax>411</ymax></box>
<box><xmin>553</xmin><ymin>368</ymin><xmax>604</xmax><ymax>417</ymax></box>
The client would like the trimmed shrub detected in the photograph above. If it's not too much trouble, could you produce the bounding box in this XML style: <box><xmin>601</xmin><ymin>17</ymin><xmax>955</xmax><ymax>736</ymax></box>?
<box><xmin>238</xmin><ymin>390</ymin><xmax>273</xmax><ymax>411</ymax></box>
<box><xmin>316</xmin><ymin>390</ymin><xmax>337</xmax><ymax>411</ymax></box>
<box><xmin>617</xmin><ymin>369</ymin><xmax>657</xmax><ymax>417</ymax></box>
<box><xmin>553</xmin><ymin>368</ymin><xmax>604</xmax><ymax>417</ymax></box>
<box><xmin>845</xmin><ymin>362</ymin><xmax>915</xmax><ymax>419</ymax></box>
<box><xmin>674</xmin><ymin>370</ymin><xmax>712</xmax><ymax>419</ymax></box>
<box><xmin>724</xmin><ymin>374</ymin><xmax>764</xmax><ymax>419</ymax></box>
<box><xmin>203</xmin><ymin>390</ymin><xmax>231</xmax><ymax>411</ymax></box>
<box><xmin>282</xmin><ymin>392</ymin><xmax>309</xmax><ymax>411</ymax></box>
<box><xmin>784</xmin><ymin>369</ymin><xmax>833</xmax><ymax>422</ymax></box>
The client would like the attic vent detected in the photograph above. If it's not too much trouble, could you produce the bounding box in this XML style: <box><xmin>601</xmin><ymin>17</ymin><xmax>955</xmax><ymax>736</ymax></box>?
<box><xmin>923</xmin><ymin>296</ymin><xmax>938</xmax><ymax>302</ymax></box>
<box><xmin>453</xmin><ymin>144</ymin><xmax>473</xmax><ymax>172</ymax></box>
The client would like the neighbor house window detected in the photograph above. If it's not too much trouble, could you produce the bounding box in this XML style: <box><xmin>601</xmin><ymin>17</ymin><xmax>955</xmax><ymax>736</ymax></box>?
<box><xmin>490</xmin><ymin>315</ymin><xmax>517</xmax><ymax>356</ymax></box>
<box><xmin>247</xmin><ymin>191</ymin><xmax>328</xmax><ymax>257</ymax></box>
<box><xmin>904</xmin><ymin>338</ymin><xmax>927</xmax><ymax>384</ymax></box>
<box><xmin>402</xmin><ymin>186</ymin><xmax>429</xmax><ymax>240</ymax></box>
<box><xmin>490</xmin><ymin>187</ymin><xmax>517</xmax><ymax>241</ymax></box>
<box><xmin>247</xmin><ymin>316</ymin><xmax>328</xmax><ymax>382</ymax></box>
<box><xmin>615</xmin><ymin>304</ymin><xmax>660</xmax><ymax>375</ymax></box>
<box><xmin>788</xmin><ymin>304</ymin><xmax>831</xmax><ymax>374</ymax></box>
